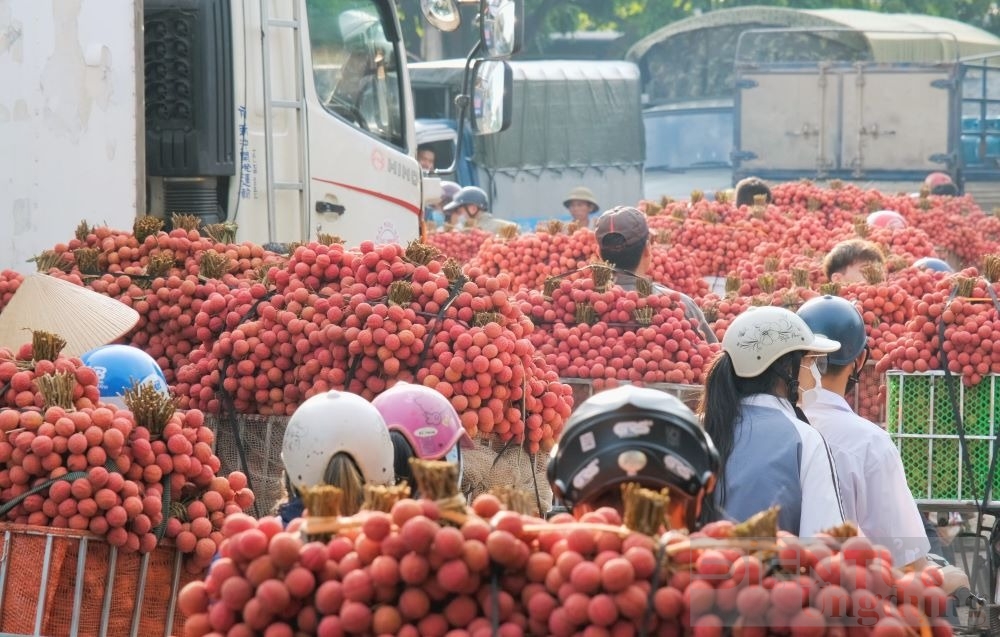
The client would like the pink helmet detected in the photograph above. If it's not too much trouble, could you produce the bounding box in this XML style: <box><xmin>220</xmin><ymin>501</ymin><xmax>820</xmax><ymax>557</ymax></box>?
<box><xmin>867</xmin><ymin>209</ymin><xmax>907</xmax><ymax>230</ymax></box>
<box><xmin>372</xmin><ymin>382</ymin><xmax>474</xmax><ymax>460</ymax></box>
<box><xmin>924</xmin><ymin>172</ymin><xmax>953</xmax><ymax>189</ymax></box>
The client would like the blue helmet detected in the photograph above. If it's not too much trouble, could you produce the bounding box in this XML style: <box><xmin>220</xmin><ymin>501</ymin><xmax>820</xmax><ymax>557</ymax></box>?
<box><xmin>913</xmin><ymin>257</ymin><xmax>953</xmax><ymax>273</ymax></box>
<box><xmin>796</xmin><ymin>295</ymin><xmax>868</xmax><ymax>367</ymax></box>
<box><xmin>80</xmin><ymin>345</ymin><xmax>169</xmax><ymax>408</ymax></box>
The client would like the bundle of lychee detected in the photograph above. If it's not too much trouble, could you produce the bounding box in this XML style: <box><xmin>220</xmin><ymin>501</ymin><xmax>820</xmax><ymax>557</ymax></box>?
<box><xmin>33</xmin><ymin>217</ymin><xmax>283</xmax><ymax>383</ymax></box>
<box><xmin>727</xmin><ymin>258</ymin><xmax>819</xmax><ymax>301</ymax></box>
<box><xmin>425</xmin><ymin>226</ymin><xmax>495</xmax><ymax>263</ymax></box>
<box><xmin>0</xmin><ymin>335</ymin><xmax>253</xmax><ymax>572</ymax></box>
<box><xmin>176</xmin><ymin>241</ymin><xmax>572</xmax><ymax>454</ymax></box>
<box><xmin>877</xmin><ymin>265</ymin><xmax>1000</xmax><ymax>387</ymax></box>
<box><xmin>468</xmin><ymin>222</ymin><xmax>598</xmax><ymax>292</ymax></box>
<box><xmin>649</xmin><ymin>199</ymin><xmax>754</xmax><ymax>278</ymax></box>
<box><xmin>695</xmin><ymin>279</ymin><xmax>823</xmax><ymax>344</ymax></box>
<box><xmin>178</xmin><ymin>482</ymin><xmax>955</xmax><ymax>637</ymax></box>
<box><xmin>515</xmin><ymin>265</ymin><xmax>721</xmax><ymax>386</ymax></box>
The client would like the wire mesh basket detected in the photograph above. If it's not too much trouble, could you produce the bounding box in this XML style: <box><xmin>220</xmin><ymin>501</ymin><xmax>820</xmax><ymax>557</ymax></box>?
<box><xmin>887</xmin><ymin>371</ymin><xmax>1000</xmax><ymax>504</ymax></box>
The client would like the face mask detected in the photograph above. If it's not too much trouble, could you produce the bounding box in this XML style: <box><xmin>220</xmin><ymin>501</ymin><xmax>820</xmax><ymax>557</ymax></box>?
<box><xmin>800</xmin><ymin>361</ymin><xmax>823</xmax><ymax>408</ymax></box>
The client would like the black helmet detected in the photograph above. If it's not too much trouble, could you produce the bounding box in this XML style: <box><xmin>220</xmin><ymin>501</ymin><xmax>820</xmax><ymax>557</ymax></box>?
<box><xmin>913</xmin><ymin>257</ymin><xmax>953</xmax><ymax>274</ymax></box>
<box><xmin>796</xmin><ymin>295</ymin><xmax>867</xmax><ymax>366</ymax></box>
<box><xmin>443</xmin><ymin>186</ymin><xmax>489</xmax><ymax>213</ymax></box>
<box><xmin>547</xmin><ymin>385</ymin><xmax>719</xmax><ymax>531</ymax></box>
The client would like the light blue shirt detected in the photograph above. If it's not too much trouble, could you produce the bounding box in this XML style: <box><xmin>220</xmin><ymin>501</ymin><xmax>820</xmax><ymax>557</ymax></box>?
<box><xmin>715</xmin><ymin>394</ymin><xmax>845</xmax><ymax>536</ymax></box>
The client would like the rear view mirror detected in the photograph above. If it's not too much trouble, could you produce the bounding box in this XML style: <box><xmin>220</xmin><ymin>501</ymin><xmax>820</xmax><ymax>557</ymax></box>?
<box><xmin>470</xmin><ymin>60</ymin><xmax>512</xmax><ymax>135</ymax></box>
<box><xmin>481</xmin><ymin>0</ymin><xmax>521</xmax><ymax>59</ymax></box>
<box><xmin>421</xmin><ymin>0</ymin><xmax>461</xmax><ymax>32</ymax></box>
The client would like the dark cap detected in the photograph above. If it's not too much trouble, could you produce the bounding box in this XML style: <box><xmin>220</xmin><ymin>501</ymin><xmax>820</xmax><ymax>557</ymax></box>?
<box><xmin>594</xmin><ymin>206</ymin><xmax>649</xmax><ymax>253</ymax></box>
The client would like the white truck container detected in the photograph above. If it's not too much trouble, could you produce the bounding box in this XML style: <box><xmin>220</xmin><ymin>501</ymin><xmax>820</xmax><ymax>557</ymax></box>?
<box><xmin>628</xmin><ymin>8</ymin><xmax>1000</xmax><ymax>203</ymax></box>
<box><xmin>0</xmin><ymin>0</ymin><xmax>518</xmax><ymax>273</ymax></box>
<box><xmin>732</xmin><ymin>27</ymin><xmax>960</xmax><ymax>195</ymax></box>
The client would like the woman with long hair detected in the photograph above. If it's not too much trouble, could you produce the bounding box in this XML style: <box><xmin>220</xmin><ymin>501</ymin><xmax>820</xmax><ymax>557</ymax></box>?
<box><xmin>278</xmin><ymin>390</ymin><xmax>395</xmax><ymax>524</ymax></box>
<box><xmin>699</xmin><ymin>306</ymin><xmax>846</xmax><ymax>536</ymax></box>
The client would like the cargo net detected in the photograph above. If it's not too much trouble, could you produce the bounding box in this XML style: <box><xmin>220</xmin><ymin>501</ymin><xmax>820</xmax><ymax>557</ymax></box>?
<box><xmin>461</xmin><ymin>433</ymin><xmax>551</xmax><ymax>518</ymax></box>
<box><xmin>887</xmin><ymin>372</ymin><xmax>1000</xmax><ymax>503</ymax></box>
<box><xmin>734</xmin><ymin>29</ymin><xmax>872</xmax><ymax>65</ymax></box>
<box><xmin>562</xmin><ymin>379</ymin><xmax>704</xmax><ymax>414</ymax></box>
<box><xmin>641</xmin><ymin>25</ymin><xmax>870</xmax><ymax>103</ymax></box>
<box><xmin>205</xmin><ymin>414</ymin><xmax>288</xmax><ymax>518</ymax></box>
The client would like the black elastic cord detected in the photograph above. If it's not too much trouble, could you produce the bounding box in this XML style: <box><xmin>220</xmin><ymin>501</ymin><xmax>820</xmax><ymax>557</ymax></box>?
<box><xmin>639</xmin><ymin>539</ymin><xmax>670</xmax><ymax>637</ymax></box>
<box><xmin>936</xmin><ymin>284</ymin><xmax>993</xmax><ymax>595</ymax></box>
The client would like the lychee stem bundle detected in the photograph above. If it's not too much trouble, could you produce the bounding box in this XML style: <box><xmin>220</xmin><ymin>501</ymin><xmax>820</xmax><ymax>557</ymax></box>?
<box><xmin>171</xmin><ymin>213</ymin><xmax>201</xmax><ymax>232</ymax></box>
<box><xmin>487</xmin><ymin>485</ymin><xmax>537</xmax><ymax>517</ymax></box>
<box><xmin>204</xmin><ymin>222</ymin><xmax>238</xmax><ymax>244</ymax></box>
<box><xmin>123</xmin><ymin>381</ymin><xmax>176</xmax><ymax>437</ymax></box>
<box><xmin>36</xmin><ymin>371</ymin><xmax>76</xmax><ymax>410</ymax></box>
<box><xmin>73</xmin><ymin>248</ymin><xmax>101</xmax><ymax>275</ymax></box>
<box><xmin>133</xmin><ymin>215</ymin><xmax>164</xmax><ymax>243</ymax></box>
<box><xmin>622</xmin><ymin>482</ymin><xmax>670</xmax><ymax>536</ymax></box>
<box><xmin>198</xmin><ymin>250</ymin><xmax>231</xmax><ymax>280</ymax></box>
<box><xmin>32</xmin><ymin>330</ymin><xmax>67</xmax><ymax>362</ymax></box>
<box><xmin>362</xmin><ymin>482</ymin><xmax>411</xmax><ymax>513</ymax></box>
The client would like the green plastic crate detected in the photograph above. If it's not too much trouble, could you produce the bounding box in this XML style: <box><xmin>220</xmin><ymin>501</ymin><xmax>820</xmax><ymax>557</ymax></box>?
<box><xmin>886</xmin><ymin>372</ymin><xmax>1000</xmax><ymax>503</ymax></box>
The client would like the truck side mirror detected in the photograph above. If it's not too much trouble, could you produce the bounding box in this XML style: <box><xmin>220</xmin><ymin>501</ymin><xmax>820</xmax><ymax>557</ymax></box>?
<box><xmin>481</xmin><ymin>0</ymin><xmax>522</xmax><ymax>59</ymax></box>
<box><xmin>420</xmin><ymin>0</ymin><xmax>461</xmax><ymax>32</ymax></box>
<box><xmin>470</xmin><ymin>60</ymin><xmax>512</xmax><ymax>135</ymax></box>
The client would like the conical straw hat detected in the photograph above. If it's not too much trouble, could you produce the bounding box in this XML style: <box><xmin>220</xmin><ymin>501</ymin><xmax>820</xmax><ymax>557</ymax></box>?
<box><xmin>0</xmin><ymin>273</ymin><xmax>140</xmax><ymax>357</ymax></box>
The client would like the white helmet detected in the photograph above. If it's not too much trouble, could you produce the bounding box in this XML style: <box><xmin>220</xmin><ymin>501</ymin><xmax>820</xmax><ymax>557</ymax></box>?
<box><xmin>722</xmin><ymin>306</ymin><xmax>840</xmax><ymax>378</ymax></box>
<box><xmin>282</xmin><ymin>391</ymin><xmax>395</xmax><ymax>491</ymax></box>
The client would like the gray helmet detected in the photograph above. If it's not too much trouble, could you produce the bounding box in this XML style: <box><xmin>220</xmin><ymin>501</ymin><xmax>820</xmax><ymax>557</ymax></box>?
<box><xmin>913</xmin><ymin>257</ymin><xmax>953</xmax><ymax>273</ymax></box>
<box><xmin>440</xmin><ymin>181</ymin><xmax>461</xmax><ymax>207</ymax></box>
<box><xmin>443</xmin><ymin>186</ymin><xmax>489</xmax><ymax>213</ymax></box>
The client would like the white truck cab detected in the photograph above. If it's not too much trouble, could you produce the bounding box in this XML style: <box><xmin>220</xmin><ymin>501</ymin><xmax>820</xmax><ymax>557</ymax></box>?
<box><xmin>1</xmin><ymin>0</ymin><xmax>519</xmax><ymax>272</ymax></box>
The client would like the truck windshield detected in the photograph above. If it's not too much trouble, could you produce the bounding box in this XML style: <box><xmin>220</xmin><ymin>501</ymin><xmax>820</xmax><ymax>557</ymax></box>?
<box><xmin>306</xmin><ymin>0</ymin><xmax>405</xmax><ymax>148</ymax></box>
<box><xmin>644</xmin><ymin>109</ymin><xmax>733</xmax><ymax>170</ymax></box>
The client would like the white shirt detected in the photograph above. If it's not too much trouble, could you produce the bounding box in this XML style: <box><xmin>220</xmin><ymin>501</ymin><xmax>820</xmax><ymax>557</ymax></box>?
<box><xmin>804</xmin><ymin>388</ymin><xmax>930</xmax><ymax>566</ymax></box>
<box><xmin>461</xmin><ymin>213</ymin><xmax>517</xmax><ymax>234</ymax></box>
<box><xmin>718</xmin><ymin>394</ymin><xmax>846</xmax><ymax>537</ymax></box>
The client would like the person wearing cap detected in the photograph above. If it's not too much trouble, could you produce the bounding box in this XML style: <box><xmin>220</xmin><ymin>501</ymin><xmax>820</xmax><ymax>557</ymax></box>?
<box><xmin>796</xmin><ymin>296</ymin><xmax>930</xmax><ymax>567</ymax></box>
<box><xmin>278</xmin><ymin>390</ymin><xmax>395</xmax><ymax>525</ymax></box>
<box><xmin>699</xmin><ymin>306</ymin><xmax>846</xmax><ymax>537</ymax></box>
<box><xmin>563</xmin><ymin>187</ymin><xmax>600</xmax><ymax>229</ymax></box>
<box><xmin>595</xmin><ymin>206</ymin><xmax>718</xmax><ymax>344</ymax></box>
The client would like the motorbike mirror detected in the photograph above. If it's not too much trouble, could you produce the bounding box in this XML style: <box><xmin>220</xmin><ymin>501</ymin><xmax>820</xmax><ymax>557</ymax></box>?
<box><xmin>481</xmin><ymin>0</ymin><xmax>522</xmax><ymax>59</ymax></box>
<box><xmin>420</xmin><ymin>0</ymin><xmax>461</xmax><ymax>32</ymax></box>
<box><xmin>470</xmin><ymin>60</ymin><xmax>512</xmax><ymax>135</ymax></box>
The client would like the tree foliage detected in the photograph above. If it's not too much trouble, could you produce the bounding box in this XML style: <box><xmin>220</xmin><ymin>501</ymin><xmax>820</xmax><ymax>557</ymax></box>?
<box><xmin>396</xmin><ymin>0</ymin><xmax>1000</xmax><ymax>61</ymax></box>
